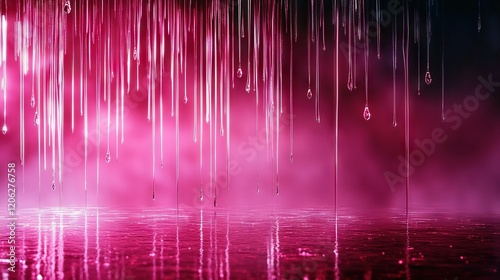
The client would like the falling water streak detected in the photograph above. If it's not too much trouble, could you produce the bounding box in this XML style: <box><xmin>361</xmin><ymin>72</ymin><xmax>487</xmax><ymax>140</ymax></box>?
<box><xmin>334</xmin><ymin>0</ymin><xmax>339</xmax><ymax>212</ymax></box>
<box><xmin>176</xmin><ymin>13</ymin><xmax>180</xmax><ymax>209</ymax></box>
<box><xmin>214</xmin><ymin>8</ymin><xmax>218</xmax><ymax>208</ymax></box>
<box><xmin>376</xmin><ymin>0</ymin><xmax>380</xmax><ymax>59</ymax></box>
<box><xmin>392</xmin><ymin>17</ymin><xmax>397</xmax><ymax>128</ymax></box>
<box><xmin>364</xmin><ymin>14</ymin><xmax>370</xmax><ymax>122</ymax></box>
<box><xmin>71</xmin><ymin>40</ymin><xmax>75</xmax><ymax>132</ymax></box>
<box><xmin>245</xmin><ymin>0</ymin><xmax>252</xmax><ymax>94</ymax></box>
<box><xmin>311</xmin><ymin>0</ymin><xmax>315</xmax><ymax>43</ymax></box>
<box><xmin>96</xmin><ymin>46</ymin><xmax>101</xmax><ymax>204</ymax></box>
<box><xmin>442</xmin><ymin>1</ymin><xmax>445</xmax><ymax>121</ymax></box>
<box><xmin>321</xmin><ymin>0</ymin><xmax>325</xmax><ymax>51</ymax></box>
<box><xmin>2</xmin><ymin>16</ymin><xmax>6</xmax><ymax>135</ymax></box>
<box><xmin>199</xmin><ymin>10</ymin><xmax>204</xmax><ymax>202</ymax></box>
<box><xmin>352</xmin><ymin>2</ymin><xmax>357</xmax><ymax>91</ymax></box>
<box><xmin>477</xmin><ymin>0</ymin><xmax>481</xmax><ymax>33</ymax></box>
<box><xmin>194</xmin><ymin>10</ymin><xmax>198</xmax><ymax>143</ymax></box>
<box><xmin>347</xmin><ymin>0</ymin><xmax>353</xmax><ymax>91</ymax></box>
<box><xmin>107</xmin><ymin>50</ymin><xmax>111</xmax><ymax>164</ymax></box>
<box><xmin>417</xmin><ymin>1</ymin><xmax>421</xmax><ymax>96</ymax></box>
<box><xmin>226</xmin><ymin>4</ymin><xmax>231</xmax><ymax>202</ymax></box>
<box><xmin>425</xmin><ymin>0</ymin><xmax>432</xmax><ymax>86</ymax></box>
<box><xmin>294</xmin><ymin>0</ymin><xmax>298</xmax><ymax>42</ymax></box>
<box><xmin>121</xmin><ymin>37</ymin><xmax>125</xmax><ymax>145</ymax></box>
<box><xmin>238</xmin><ymin>0</ymin><xmax>242</xmax><ymax>77</ymax></box>
<box><xmin>315</xmin><ymin>3</ymin><xmax>320</xmax><ymax>124</ymax></box>
<box><xmin>307</xmin><ymin>4</ymin><xmax>312</xmax><ymax>99</ymax></box>
<box><xmin>289</xmin><ymin>3</ymin><xmax>294</xmax><ymax>163</ymax></box>
<box><xmin>404</xmin><ymin>0</ymin><xmax>410</xmax><ymax>215</ymax></box>
<box><xmin>152</xmin><ymin>1</ymin><xmax>157</xmax><ymax>199</ymax></box>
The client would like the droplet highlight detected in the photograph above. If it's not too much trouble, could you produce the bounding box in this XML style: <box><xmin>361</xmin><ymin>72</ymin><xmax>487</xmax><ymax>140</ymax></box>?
<box><xmin>105</xmin><ymin>151</ymin><xmax>111</xmax><ymax>163</ymax></box>
<box><xmin>363</xmin><ymin>105</ymin><xmax>371</xmax><ymax>121</ymax></box>
<box><xmin>425</xmin><ymin>71</ymin><xmax>432</xmax><ymax>85</ymax></box>
<box><xmin>2</xmin><ymin>124</ymin><xmax>7</xmax><ymax>135</ymax></box>
<box><xmin>237</xmin><ymin>66</ymin><xmax>243</xmax><ymax>78</ymax></box>
<box><xmin>34</xmin><ymin>112</ymin><xmax>39</xmax><ymax>126</ymax></box>
<box><xmin>63</xmin><ymin>1</ymin><xmax>71</xmax><ymax>14</ymax></box>
<box><xmin>30</xmin><ymin>95</ymin><xmax>35</xmax><ymax>108</ymax></box>
<box><xmin>307</xmin><ymin>89</ymin><xmax>313</xmax><ymax>99</ymax></box>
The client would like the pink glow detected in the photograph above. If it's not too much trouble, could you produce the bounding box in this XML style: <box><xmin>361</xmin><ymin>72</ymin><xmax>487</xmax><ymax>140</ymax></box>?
<box><xmin>0</xmin><ymin>0</ymin><xmax>498</xmax><ymax>213</ymax></box>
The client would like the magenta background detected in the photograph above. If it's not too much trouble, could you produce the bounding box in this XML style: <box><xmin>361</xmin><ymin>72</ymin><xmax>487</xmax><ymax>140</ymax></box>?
<box><xmin>0</xmin><ymin>0</ymin><xmax>499</xmax><ymax>212</ymax></box>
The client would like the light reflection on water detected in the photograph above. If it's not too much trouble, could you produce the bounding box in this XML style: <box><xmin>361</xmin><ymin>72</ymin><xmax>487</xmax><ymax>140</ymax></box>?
<box><xmin>0</xmin><ymin>208</ymin><xmax>499</xmax><ymax>279</ymax></box>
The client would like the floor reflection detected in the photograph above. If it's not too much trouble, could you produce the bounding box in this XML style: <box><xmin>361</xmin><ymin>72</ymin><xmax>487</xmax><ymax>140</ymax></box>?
<box><xmin>0</xmin><ymin>208</ymin><xmax>498</xmax><ymax>279</ymax></box>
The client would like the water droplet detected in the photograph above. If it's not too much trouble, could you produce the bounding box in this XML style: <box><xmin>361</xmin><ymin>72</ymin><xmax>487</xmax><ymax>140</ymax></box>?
<box><xmin>2</xmin><ymin>124</ymin><xmax>7</xmax><ymax>135</ymax></box>
<box><xmin>393</xmin><ymin>119</ymin><xmax>398</xmax><ymax>127</ymax></box>
<box><xmin>425</xmin><ymin>71</ymin><xmax>432</xmax><ymax>85</ymax></box>
<box><xmin>34</xmin><ymin>112</ymin><xmax>39</xmax><ymax>126</ymax></box>
<box><xmin>220</xmin><ymin>128</ymin><xmax>224</xmax><ymax>136</ymax></box>
<box><xmin>347</xmin><ymin>80</ymin><xmax>354</xmax><ymax>91</ymax></box>
<box><xmin>133</xmin><ymin>49</ymin><xmax>138</xmax><ymax>61</ymax></box>
<box><xmin>290</xmin><ymin>154</ymin><xmax>294</xmax><ymax>163</ymax></box>
<box><xmin>237</xmin><ymin>67</ymin><xmax>243</xmax><ymax>78</ymax></box>
<box><xmin>111</xmin><ymin>71</ymin><xmax>114</xmax><ymax>80</ymax></box>
<box><xmin>307</xmin><ymin>89</ymin><xmax>313</xmax><ymax>99</ymax></box>
<box><xmin>363</xmin><ymin>105</ymin><xmax>371</xmax><ymax>121</ymax></box>
<box><xmin>183</xmin><ymin>95</ymin><xmax>188</xmax><ymax>104</ymax></box>
<box><xmin>30</xmin><ymin>95</ymin><xmax>35</xmax><ymax>108</ymax></box>
<box><xmin>213</xmin><ymin>198</ymin><xmax>217</xmax><ymax>207</ymax></box>
<box><xmin>199</xmin><ymin>189</ymin><xmax>203</xmax><ymax>202</ymax></box>
<box><xmin>442</xmin><ymin>112</ymin><xmax>446</xmax><ymax>122</ymax></box>
<box><xmin>51</xmin><ymin>181</ymin><xmax>55</xmax><ymax>190</ymax></box>
<box><xmin>245</xmin><ymin>81</ymin><xmax>251</xmax><ymax>93</ymax></box>
<box><xmin>63</xmin><ymin>1</ymin><xmax>71</xmax><ymax>14</ymax></box>
<box><xmin>105</xmin><ymin>151</ymin><xmax>111</xmax><ymax>163</ymax></box>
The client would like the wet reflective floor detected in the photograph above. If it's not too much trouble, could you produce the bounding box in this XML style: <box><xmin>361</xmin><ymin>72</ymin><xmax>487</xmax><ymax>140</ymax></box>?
<box><xmin>1</xmin><ymin>208</ymin><xmax>499</xmax><ymax>279</ymax></box>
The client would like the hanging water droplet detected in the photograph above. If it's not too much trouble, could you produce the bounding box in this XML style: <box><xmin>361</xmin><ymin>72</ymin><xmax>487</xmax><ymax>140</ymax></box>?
<box><xmin>237</xmin><ymin>66</ymin><xmax>243</xmax><ymax>78</ymax></box>
<box><xmin>393</xmin><ymin>119</ymin><xmax>398</xmax><ymax>127</ymax></box>
<box><xmin>442</xmin><ymin>112</ymin><xmax>446</xmax><ymax>122</ymax></box>
<box><xmin>30</xmin><ymin>95</ymin><xmax>35</xmax><ymax>108</ymax></box>
<box><xmin>363</xmin><ymin>105</ymin><xmax>371</xmax><ymax>121</ymax></box>
<box><xmin>183</xmin><ymin>95</ymin><xmax>188</xmax><ymax>104</ymax></box>
<box><xmin>111</xmin><ymin>71</ymin><xmax>114</xmax><ymax>80</ymax></box>
<box><xmin>51</xmin><ymin>181</ymin><xmax>55</xmax><ymax>190</ymax></box>
<box><xmin>290</xmin><ymin>154</ymin><xmax>294</xmax><ymax>163</ymax></box>
<box><xmin>347</xmin><ymin>80</ymin><xmax>354</xmax><ymax>91</ymax></box>
<box><xmin>63</xmin><ymin>1</ymin><xmax>71</xmax><ymax>14</ymax></box>
<box><xmin>425</xmin><ymin>71</ymin><xmax>432</xmax><ymax>85</ymax></box>
<box><xmin>213</xmin><ymin>198</ymin><xmax>217</xmax><ymax>207</ymax></box>
<box><xmin>220</xmin><ymin>128</ymin><xmax>224</xmax><ymax>136</ymax></box>
<box><xmin>133</xmin><ymin>49</ymin><xmax>138</xmax><ymax>61</ymax></box>
<box><xmin>199</xmin><ymin>189</ymin><xmax>203</xmax><ymax>202</ymax></box>
<box><xmin>2</xmin><ymin>124</ymin><xmax>7</xmax><ymax>135</ymax></box>
<box><xmin>105</xmin><ymin>151</ymin><xmax>111</xmax><ymax>163</ymax></box>
<box><xmin>307</xmin><ymin>89</ymin><xmax>313</xmax><ymax>99</ymax></box>
<box><xmin>245</xmin><ymin>80</ymin><xmax>251</xmax><ymax>93</ymax></box>
<box><xmin>34</xmin><ymin>111</ymin><xmax>39</xmax><ymax>126</ymax></box>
